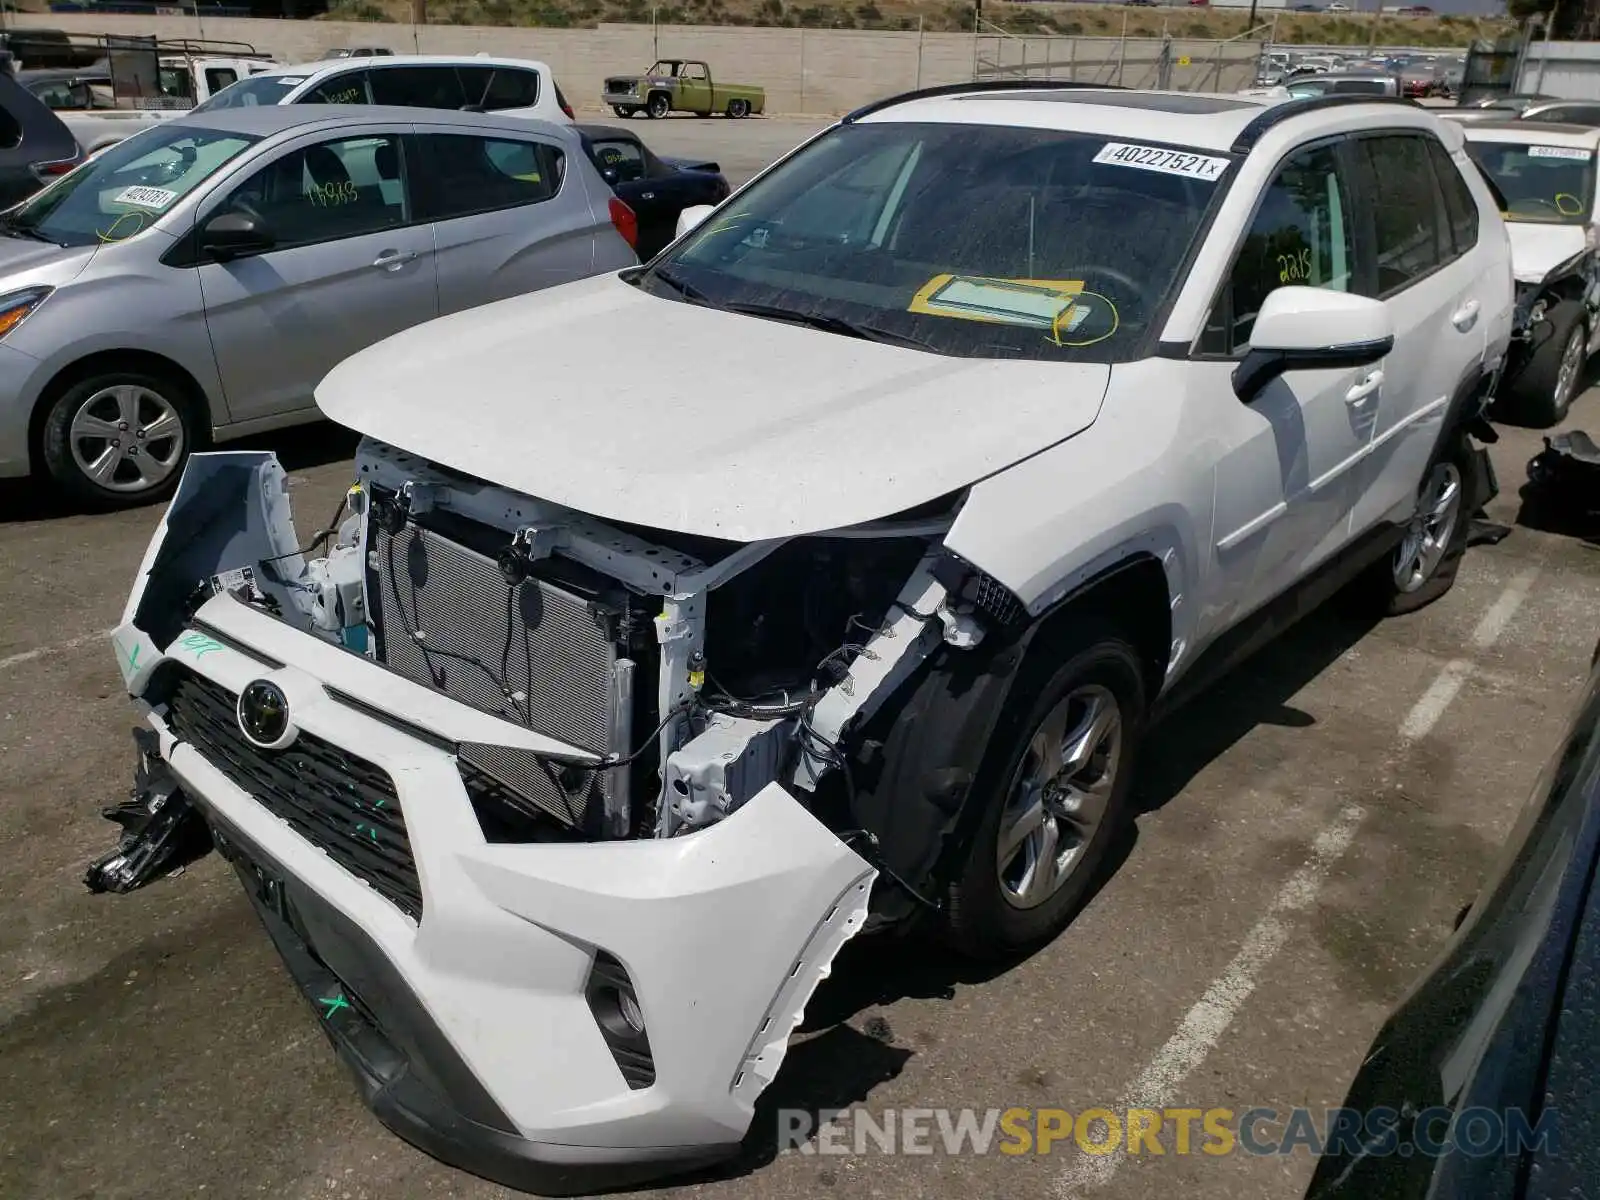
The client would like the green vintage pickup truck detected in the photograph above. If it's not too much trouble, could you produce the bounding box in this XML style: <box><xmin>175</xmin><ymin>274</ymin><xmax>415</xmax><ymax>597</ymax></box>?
<box><xmin>602</xmin><ymin>59</ymin><xmax>766</xmax><ymax>119</ymax></box>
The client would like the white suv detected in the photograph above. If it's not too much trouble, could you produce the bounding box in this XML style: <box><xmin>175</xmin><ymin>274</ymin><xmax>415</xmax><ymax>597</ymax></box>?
<box><xmin>98</xmin><ymin>84</ymin><xmax>1512</xmax><ymax>1191</ymax></box>
<box><xmin>193</xmin><ymin>53</ymin><xmax>574</xmax><ymax>124</ymax></box>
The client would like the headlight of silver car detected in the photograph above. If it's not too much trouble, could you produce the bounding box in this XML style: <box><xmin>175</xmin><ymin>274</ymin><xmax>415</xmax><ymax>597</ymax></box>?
<box><xmin>0</xmin><ymin>286</ymin><xmax>53</xmax><ymax>340</ymax></box>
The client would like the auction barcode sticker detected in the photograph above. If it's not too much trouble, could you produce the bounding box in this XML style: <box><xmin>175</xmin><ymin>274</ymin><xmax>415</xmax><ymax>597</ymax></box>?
<box><xmin>112</xmin><ymin>185</ymin><xmax>178</xmax><ymax>210</ymax></box>
<box><xmin>1093</xmin><ymin>142</ymin><xmax>1230</xmax><ymax>181</ymax></box>
<box><xmin>1528</xmin><ymin>145</ymin><xmax>1592</xmax><ymax>160</ymax></box>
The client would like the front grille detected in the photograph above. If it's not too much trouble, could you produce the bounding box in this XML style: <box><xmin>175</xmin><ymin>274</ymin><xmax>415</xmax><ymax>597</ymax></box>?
<box><xmin>370</xmin><ymin>514</ymin><xmax>642</xmax><ymax>830</ymax></box>
<box><xmin>606</xmin><ymin>79</ymin><xmax>636</xmax><ymax>94</ymax></box>
<box><xmin>162</xmin><ymin>668</ymin><xmax>423</xmax><ymax>919</ymax></box>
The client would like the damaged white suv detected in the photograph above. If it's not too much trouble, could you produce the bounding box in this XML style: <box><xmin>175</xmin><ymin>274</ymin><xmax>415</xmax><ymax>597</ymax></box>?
<box><xmin>93</xmin><ymin>84</ymin><xmax>1512</xmax><ymax>1191</ymax></box>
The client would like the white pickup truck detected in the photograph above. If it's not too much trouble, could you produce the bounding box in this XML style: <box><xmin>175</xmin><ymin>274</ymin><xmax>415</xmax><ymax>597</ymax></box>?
<box><xmin>21</xmin><ymin>49</ymin><xmax>276</xmax><ymax>154</ymax></box>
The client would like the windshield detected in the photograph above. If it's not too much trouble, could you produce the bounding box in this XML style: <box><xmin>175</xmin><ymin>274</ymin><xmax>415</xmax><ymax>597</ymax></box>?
<box><xmin>193</xmin><ymin>72</ymin><xmax>300</xmax><ymax>111</ymax></box>
<box><xmin>5</xmin><ymin>125</ymin><xmax>257</xmax><ymax>246</ymax></box>
<box><xmin>642</xmin><ymin>122</ymin><xmax>1226</xmax><ymax>362</ymax></box>
<box><xmin>1466</xmin><ymin>141</ymin><xmax>1595</xmax><ymax>223</ymax></box>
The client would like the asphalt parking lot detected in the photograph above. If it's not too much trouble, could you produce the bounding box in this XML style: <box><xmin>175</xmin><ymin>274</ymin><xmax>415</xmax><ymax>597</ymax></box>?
<box><xmin>3</xmin><ymin>115</ymin><xmax>1600</xmax><ymax>1200</ymax></box>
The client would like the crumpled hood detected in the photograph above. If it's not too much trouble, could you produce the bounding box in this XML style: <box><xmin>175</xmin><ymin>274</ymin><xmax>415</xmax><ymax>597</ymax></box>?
<box><xmin>317</xmin><ymin>273</ymin><xmax>1112</xmax><ymax>541</ymax></box>
<box><xmin>1508</xmin><ymin>222</ymin><xmax>1587</xmax><ymax>285</ymax></box>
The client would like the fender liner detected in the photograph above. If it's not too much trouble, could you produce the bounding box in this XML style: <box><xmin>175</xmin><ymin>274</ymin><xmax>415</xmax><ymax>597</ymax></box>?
<box><xmin>847</xmin><ymin>557</ymin><xmax>1159</xmax><ymax>928</ymax></box>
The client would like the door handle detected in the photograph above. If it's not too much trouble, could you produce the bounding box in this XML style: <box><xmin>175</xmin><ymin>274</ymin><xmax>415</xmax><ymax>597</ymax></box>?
<box><xmin>641</xmin><ymin>191</ymin><xmax>655</xmax><ymax>200</ymax></box>
<box><xmin>1451</xmin><ymin>300</ymin><xmax>1480</xmax><ymax>331</ymax></box>
<box><xmin>1345</xmin><ymin>370</ymin><xmax>1384</xmax><ymax>404</ymax></box>
<box><xmin>372</xmin><ymin>249</ymin><xmax>417</xmax><ymax>271</ymax></box>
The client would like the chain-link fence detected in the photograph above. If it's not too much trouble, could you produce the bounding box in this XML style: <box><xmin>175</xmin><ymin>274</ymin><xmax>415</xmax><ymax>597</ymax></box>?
<box><xmin>972</xmin><ymin>20</ymin><xmax>1267</xmax><ymax>93</ymax></box>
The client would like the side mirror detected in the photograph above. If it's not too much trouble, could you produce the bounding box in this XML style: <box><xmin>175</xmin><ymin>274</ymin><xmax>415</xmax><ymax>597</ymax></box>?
<box><xmin>200</xmin><ymin>209</ymin><xmax>274</xmax><ymax>262</ymax></box>
<box><xmin>1232</xmin><ymin>287</ymin><xmax>1393</xmax><ymax>403</ymax></box>
<box><xmin>675</xmin><ymin>203</ymin><xmax>715</xmax><ymax>240</ymax></box>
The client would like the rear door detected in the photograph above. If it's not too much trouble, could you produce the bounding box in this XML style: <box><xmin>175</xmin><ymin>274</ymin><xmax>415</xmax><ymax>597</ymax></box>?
<box><xmin>415</xmin><ymin>128</ymin><xmax>602</xmax><ymax>313</ymax></box>
<box><xmin>197</xmin><ymin>128</ymin><xmax>438</xmax><ymax>422</ymax></box>
<box><xmin>1345</xmin><ymin>131</ymin><xmax>1487</xmax><ymax>535</ymax></box>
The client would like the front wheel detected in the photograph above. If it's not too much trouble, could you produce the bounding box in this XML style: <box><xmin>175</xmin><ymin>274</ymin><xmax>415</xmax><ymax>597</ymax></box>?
<box><xmin>646</xmin><ymin>92</ymin><xmax>670</xmax><ymax>119</ymax></box>
<box><xmin>612</xmin><ymin>104</ymin><xmax>637</xmax><ymax>118</ymax></box>
<box><xmin>942</xmin><ymin>630</ymin><xmax>1145</xmax><ymax>958</ymax></box>
<box><xmin>1512</xmin><ymin>299</ymin><xmax>1588</xmax><ymax>427</ymax></box>
<box><xmin>39</xmin><ymin>369</ymin><xmax>200</xmax><ymax>509</ymax></box>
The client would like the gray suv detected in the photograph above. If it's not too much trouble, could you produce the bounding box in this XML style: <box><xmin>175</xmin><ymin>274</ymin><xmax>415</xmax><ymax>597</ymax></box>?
<box><xmin>0</xmin><ymin>104</ymin><xmax>635</xmax><ymax>507</ymax></box>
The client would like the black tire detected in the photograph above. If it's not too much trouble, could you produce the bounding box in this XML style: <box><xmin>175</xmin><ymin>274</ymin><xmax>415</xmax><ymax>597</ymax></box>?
<box><xmin>1350</xmin><ymin>438</ymin><xmax>1470</xmax><ymax>617</ymax></box>
<box><xmin>727</xmin><ymin>98</ymin><xmax>750</xmax><ymax>118</ymax></box>
<box><xmin>39</xmin><ymin>367</ymin><xmax>201</xmax><ymax>510</ymax></box>
<box><xmin>646</xmin><ymin>92</ymin><xmax>670</xmax><ymax>119</ymax></box>
<box><xmin>942</xmin><ymin>628</ymin><xmax>1146</xmax><ymax>959</ymax></box>
<box><xmin>1511</xmin><ymin>299</ymin><xmax>1587</xmax><ymax>427</ymax></box>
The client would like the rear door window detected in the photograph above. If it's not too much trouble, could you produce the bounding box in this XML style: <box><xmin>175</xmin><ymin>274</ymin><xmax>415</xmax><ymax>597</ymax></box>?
<box><xmin>416</xmin><ymin>134</ymin><xmax>563</xmax><ymax>220</ymax></box>
<box><xmin>368</xmin><ymin>65</ymin><xmax>467</xmax><ymax>110</ymax></box>
<box><xmin>1353</xmin><ymin>133</ymin><xmax>1452</xmax><ymax>296</ymax></box>
<box><xmin>1426</xmin><ymin>139</ymin><xmax>1479</xmax><ymax>255</ymax></box>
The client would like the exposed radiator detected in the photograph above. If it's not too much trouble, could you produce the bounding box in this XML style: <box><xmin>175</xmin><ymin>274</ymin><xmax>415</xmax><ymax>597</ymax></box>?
<box><xmin>369</xmin><ymin>511</ymin><xmax>646</xmax><ymax>832</ymax></box>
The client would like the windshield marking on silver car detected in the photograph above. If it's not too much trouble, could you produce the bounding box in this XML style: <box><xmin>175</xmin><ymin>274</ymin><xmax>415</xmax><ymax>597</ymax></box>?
<box><xmin>1091</xmin><ymin>142</ymin><xmax>1229</xmax><ymax>181</ymax></box>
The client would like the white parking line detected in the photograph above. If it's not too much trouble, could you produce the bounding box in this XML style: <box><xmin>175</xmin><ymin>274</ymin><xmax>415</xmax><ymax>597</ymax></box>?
<box><xmin>1055</xmin><ymin>568</ymin><xmax>1539</xmax><ymax>1198</ymax></box>
<box><xmin>0</xmin><ymin>628</ymin><xmax>113</xmax><ymax>674</ymax></box>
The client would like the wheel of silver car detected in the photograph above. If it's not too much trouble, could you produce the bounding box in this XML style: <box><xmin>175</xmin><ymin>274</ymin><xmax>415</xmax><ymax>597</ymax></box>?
<box><xmin>727</xmin><ymin>98</ymin><xmax>750</xmax><ymax>118</ymax></box>
<box><xmin>995</xmin><ymin>683</ymin><xmax>1121</xmax><ymax>910</ymax></box>
<box><xmin>39</xmin><ymin>369</ymin><xmax>201</xmax><ymax>509</ymax></box>
<box><xmin>1551</xmin><ymin>321</ymin><xmax>1587</xmax><ymax>423</ymax></box>
<box><xmin>1392</xmin><ymin>460</ymin><xmax>1463</xmax><ymax>595</ymax></box>
<box><xmin>943</xmin><ymin>627</ymin><xmax>1145</xmax><ymax>958</ymax></box>
<box><xmin>646</xmin><ymin>92</ymin><xmax>670</xmax><ymax>119</ymax></box>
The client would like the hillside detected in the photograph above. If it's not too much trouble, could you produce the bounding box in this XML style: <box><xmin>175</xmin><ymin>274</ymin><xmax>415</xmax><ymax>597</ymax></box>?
<box><xmin>323</xmin><ymin>0</ymin><xmax>1511</xmax><ymax>44</ymax></box>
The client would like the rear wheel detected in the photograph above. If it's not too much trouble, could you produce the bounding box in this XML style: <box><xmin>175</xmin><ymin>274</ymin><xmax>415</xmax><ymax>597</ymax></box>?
<box><xmin>39</xmin><ymin>368</ymin><xmax>201</xmax><ymax>509</ymax></box>
<box><xmin>1512</xmin><ymin>299</ymin><xmax>1587</xmax><ymax>427</ymax></box>
<box><xmin>727</xmin><ymin>98</ymin><xmax>751</xmax><ymax>118</ymax></box>
<box><xmin>942</xmin><ymin>629</ymin><xmax>1145</xmax><ymax>958</ymax></box>
<box><xmin>646</xmin><ymin>92</ymin><xmax>670</xmax><ymax>119</ymax></box>
<box><xmin>1349</xmin><ymin>443</ymin><xmax>1469</xmax><ymax>617</ymax></box>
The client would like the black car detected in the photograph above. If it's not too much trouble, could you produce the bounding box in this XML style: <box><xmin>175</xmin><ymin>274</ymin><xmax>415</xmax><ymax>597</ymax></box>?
<box><xmin>1308</xmin><ymin>636</ymin><xmax>1600</xmax><ymax>1197</ymax></box>
<box><xmin>575</xmin><ymin>123</ymin><xmax>731</xmax><ymax>260</ymax></box>
<box><xmin>0</xmin><ymin>72</ymin><xmax>80</xmax><ymax>208</ymax></box>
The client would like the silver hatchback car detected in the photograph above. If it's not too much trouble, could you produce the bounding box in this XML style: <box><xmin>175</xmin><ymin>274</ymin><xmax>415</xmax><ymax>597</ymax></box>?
<box><xmin>0</xmin><ymin>104</ymin><xmax>637</xmax><ymax>507</ymax></box>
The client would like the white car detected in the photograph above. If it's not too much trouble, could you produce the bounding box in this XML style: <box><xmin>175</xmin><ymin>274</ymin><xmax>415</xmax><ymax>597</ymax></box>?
<box><xmin>1461</xmin><ymin>120</ymin><xmax>1600</xmax><ymax>423</ymax></box>
<box><xmin>96</xmin><ymin>84</ymin><xmax>1512</xmax><ymax>1189</ymax></box>
<box><xmin>193</xmin><ymin>53</ymin><xmax>574</xmax><ymax>125</ymax></box>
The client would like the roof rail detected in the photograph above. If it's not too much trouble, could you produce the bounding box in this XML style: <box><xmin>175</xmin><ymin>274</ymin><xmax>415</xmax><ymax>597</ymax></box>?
<box><xmin>1230</xmin><ymin>93</ymin><xmax>1422</xmax><ymax>153</ymax></box>
<box><xmin>842</xmin><ymin>79</ymin><xmax>1126</xmax><ymax>124</ymax></box>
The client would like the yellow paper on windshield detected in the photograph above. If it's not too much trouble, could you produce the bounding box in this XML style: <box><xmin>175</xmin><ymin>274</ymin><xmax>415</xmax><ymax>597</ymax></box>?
<box><xmin>909</xmin><ymin>275</ymin><xmax>1087</xmax><ymax>329</ymax></box>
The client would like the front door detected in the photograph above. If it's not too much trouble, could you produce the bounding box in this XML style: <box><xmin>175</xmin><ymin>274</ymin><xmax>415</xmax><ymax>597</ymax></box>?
<box><xmin>197</xmin><ymin>130</ymin><xmax>438</xmax><ymax>423</ymax></box>
<box><xmin>1198</xmin><ymin>139</ymin><xmax>1374</xmax><ymax>634</ymax></box>
<box><xmin>677</xmin><ymin>62</ymin><xmax>712</xmax><ymax>113</ymax></box>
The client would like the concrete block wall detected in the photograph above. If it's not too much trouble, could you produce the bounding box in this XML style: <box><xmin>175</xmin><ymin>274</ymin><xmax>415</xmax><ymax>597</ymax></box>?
<box><xmin>6</xmin><ymin>12</ymin><xmax>1261</xmax><ymax>113</ymax></box>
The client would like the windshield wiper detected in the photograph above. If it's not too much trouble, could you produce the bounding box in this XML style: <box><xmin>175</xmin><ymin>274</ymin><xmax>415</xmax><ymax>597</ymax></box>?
<box><xmin>0</xmin><ymin>219</ymin><xmax>57</xmax><ymax>244</ymax></box>
<box><xmin>721</xmin><ymin>302</ymin><xmax>938</xmax><ymax>352</ymax></box>
<box><xmin>645</xmin><ymin>266</ymin><xmax>713</xmax><ymax>305</ymax></box>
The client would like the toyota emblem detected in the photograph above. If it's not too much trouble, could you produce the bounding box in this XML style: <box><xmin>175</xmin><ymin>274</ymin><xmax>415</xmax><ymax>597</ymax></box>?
<box><xmin>237</xmin><ymin>679</ymin><xmax>294</xmax><ymax>749</ymax></box>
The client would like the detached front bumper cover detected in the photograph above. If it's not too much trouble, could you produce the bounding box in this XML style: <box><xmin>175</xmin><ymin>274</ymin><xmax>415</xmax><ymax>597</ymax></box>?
<box><xmin>98</xmin><ymin>452</ymin><xmax>881</xmax><ymax>1193</ymax></box>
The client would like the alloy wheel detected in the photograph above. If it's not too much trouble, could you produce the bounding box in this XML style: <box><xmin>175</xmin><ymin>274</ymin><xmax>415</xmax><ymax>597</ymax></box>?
<box><xmin>1392</xmin><ymin>460</ymin><xmax>1462</xmax><ymax>594</ymax></box>
<box><xmin>996</xmin><ymin>683</ymin><xmax>1122</xmax><ymax>910</ymax></box>
<box><xmin>68</xmin><ymin>383</ymin><xmax>185</xmax><ymax>494</ymax></box>
<box><xmin>1554</xmin><ymin>324</ymin><xmax>1586</xmax><ymax>419</ymax></box>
